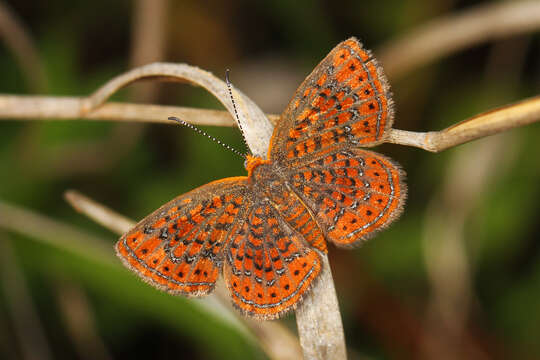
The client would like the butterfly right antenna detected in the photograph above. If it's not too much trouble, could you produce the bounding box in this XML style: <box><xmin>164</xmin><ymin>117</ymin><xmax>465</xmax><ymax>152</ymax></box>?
<box><xmin>225</xmin><ymin>69</ymin><xmax>250</xmax><ymax>154</ymax></box>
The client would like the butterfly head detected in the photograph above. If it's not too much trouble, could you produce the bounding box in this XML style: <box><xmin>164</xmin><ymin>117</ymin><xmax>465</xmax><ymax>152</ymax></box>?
<box><xmin>244</xmin><ymin>154</ymin><xmax>270</xmax><ymax>178</ymax></box>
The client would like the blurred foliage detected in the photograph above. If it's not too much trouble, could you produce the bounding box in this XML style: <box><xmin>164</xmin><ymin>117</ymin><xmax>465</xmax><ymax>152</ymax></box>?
<box><xmin>0</xmin><ymin>0</ymin><xmax>539</xmax><ymax>359</ymax></box>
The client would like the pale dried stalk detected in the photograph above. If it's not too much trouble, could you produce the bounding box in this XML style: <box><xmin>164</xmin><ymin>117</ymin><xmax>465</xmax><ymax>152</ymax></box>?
<box><xmin>65</xmin><ymin>190</ymin><xmax>135</xmax><ymax>234</ymax></box>
<box><xmin>296</xmin><ymin>255</ymin><xmax>346</xmax><ymax>359</ymax></box>
<box><xmin>0</xmin><ymin>1</ymin><xmax>47</xmax><ymax>92</ymax></box>
<box><xmin>81</xmin><ymin>62</ymin><xmax>273</xmax><ymax>157</ymax></box>
<box><xmin>386</xmin><ymin>96</ymin><xmax>540</xmax><ymax>152</ymax></box>
<box><xmin>55</xmin><ymin>283</ymin><xmax>114</xmax><ymax>360</ymax></box>
<box><xmin>64</xmin><ymin>190</ymin><xmax>303</xmax><ymax>360</ymax></box>
<box><xmin>1</xmin><ymin>0</ymin><xmax>539</xmax><ymax>148</ymax></box>
<box><xmin>378</xmin><ymin>1</ymin><xmax>540</xmax><ymax>80</ymax></box>
<box><xmin>0</xmin><ymin>95</ymin><xmax>244</xmax><ymax>125</ymax></box>
<box><xmin>0</xmin><ymin>235</ymin><xmax>53</xmax><ymax>360</ymax></box>
<box><xmin>108</xmin><ymin>66</ymin><xmax>342</xmax><ymax>357</ymax></box>
<box><xmin>0</xmin><ymin>200</ymin><xmax>113</xmax><ymax>261</ymax></box>
<box><xmin>129</xmin><ymin>0</ymin><xmax>168</xmax><ymax>101</ymax></box>
<box><xmin>62</xmin><ymin>191</ymin><xmax>244</xmax><ymax>331</ymax></box>
<box><xmin>2</xmin><ymin>94</ymin><xmax>539</xmax><ymax>153</ymax></box>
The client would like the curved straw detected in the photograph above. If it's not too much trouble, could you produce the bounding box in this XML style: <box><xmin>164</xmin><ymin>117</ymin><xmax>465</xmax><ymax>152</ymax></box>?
<box><xmin>0</xmin><ymin>1</ymin><xmax>47</xmax><ymax>92</ymax></box>
<box><xmin>81</xmin><ymin>62</ymin><xmax>273</xmax><ymax>158</ymax></box>
<box><xmin>386</xmin><ymin>96</ymin><xmax>540</xmax><ymax>152</ymax></box>
<box><xmin>1</xmin><ymin>93</ymin><xmax>538</xmax><ymax>154</ymax></box>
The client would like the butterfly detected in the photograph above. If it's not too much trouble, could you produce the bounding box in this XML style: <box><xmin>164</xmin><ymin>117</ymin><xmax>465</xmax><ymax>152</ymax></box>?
<box><xmin>116</xmin><ymin>37</ymin><xmax>406</xmax><ymax>320</ymax></box>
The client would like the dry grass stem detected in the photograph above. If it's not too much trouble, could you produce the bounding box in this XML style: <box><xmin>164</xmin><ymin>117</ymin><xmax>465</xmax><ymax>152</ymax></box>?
<box><xmin>55</xmin><ymin>283</ymin><xmax>114</xmax><ymax>360</ymax></box>
<box><xmin>386</xmin><ymin>96</ymin><xmax>540</xmax><ymax>152</ymax></box>
<box><xmin>243</xmin><ymin>319</ymin><xmax>303</xmax><ymax>360</ymax></box>
<box><xmin>65</xmin><ymin>190</ymin><xmax>135</xmax><ymax>235</ymax></box>
<box><xmin>295</xmin><ymin>255</ymin><xmax>347</xmax><ymax>360</ymax></box>
<box><xmin>1</xmin><ymin>93</ymin><xmax>537</xmax><ymax>155</ymax></box>
<box><xmin>63</xmin><ymin>191</ymin><xmax>240</xmax><ymax>326</ymax></box>
<box><xmin>83</xmin><ymin>62</ymin><xmax>273</xmax><ymax>156</ymax></box>
<box><xmin>129</xmin><ymin>0</ymin><xmax>168</xmax><ymax>102</ymax></box>
<box><xmin>0</xmin><ymin>200</ymin><xmax>113</xmax><ymax>261</ymax></box>
<box><xmin>0</xmin><ymin>95</ymin><xmax>244</xmax><ymax>125</ymax></box>
<box><xmin>0</xmin><ymin>1</ymin><xmax>46</xmax><ymax>92</ymax></box>
<box><xmin>378</xmin><ymin>1</ymin><xmax>540</xmax><ymax>80</ymax></box>
<box><xmin>0</xmin><ymin>236</ymin><xmax>53</xmax><ymax>360</ymax></box>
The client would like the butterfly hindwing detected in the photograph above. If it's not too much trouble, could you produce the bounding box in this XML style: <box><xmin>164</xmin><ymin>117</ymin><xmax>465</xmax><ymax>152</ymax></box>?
<box><xmin>269</xmin><ymin>37</ymin><xmax>394</xmax><ymax>166</ymax></box>
<box><xmin>285</xmin><ymin>148</ymin><xmax>406</xmax><ymax>247</ymax></box>
<box><xmin>116</xmin><ymin>177</ymin><xmax>248</xmax><ymax>296</ymax></box>
<box><xmin>223</xmin><ymin>199</ymin><xmax>322</xmax><ymax>320</ymax></box>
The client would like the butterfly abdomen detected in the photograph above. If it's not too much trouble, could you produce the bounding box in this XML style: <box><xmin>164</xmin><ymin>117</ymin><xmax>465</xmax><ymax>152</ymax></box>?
<box><xmin>249</xmin><ymin>162</ymin><xmax>327</xmax><ymax>253</ymax></box>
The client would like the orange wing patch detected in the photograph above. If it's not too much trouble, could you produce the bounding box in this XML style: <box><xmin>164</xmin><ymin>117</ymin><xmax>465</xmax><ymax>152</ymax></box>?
<box><xmin>116</xmin><ymin>178</ymin><xmax>248</xmax><ymax>296</ymax></box>
<box><xmin>270</xmin><ymin>37</ymin><xmax>394</xmax><ymax>166</ymax></box>
<box><xmin>285</xmin><ymin>148</ymin><xmax>406</xmax><ymax>247</ymax></box>
<box><xmin>224</xmin><ymin>201</ymin><xmax>322</xmax><ymax>320</ymax></box>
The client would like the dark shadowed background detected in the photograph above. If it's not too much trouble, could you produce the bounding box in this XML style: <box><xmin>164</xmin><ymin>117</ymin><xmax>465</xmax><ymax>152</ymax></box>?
<box><xmin>0</xmin><ymin>0</ymin><xmax>539</xmax><ymax>359</ymax></box>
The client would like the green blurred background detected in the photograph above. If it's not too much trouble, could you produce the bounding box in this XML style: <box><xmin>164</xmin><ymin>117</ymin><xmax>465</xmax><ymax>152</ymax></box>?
<box><xmin>0</xmin><ymin>0</ymin><xmax>539</xmax><ymax>359</ymax></box>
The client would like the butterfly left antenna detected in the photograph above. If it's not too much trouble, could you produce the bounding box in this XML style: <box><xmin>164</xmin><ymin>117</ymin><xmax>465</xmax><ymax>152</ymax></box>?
<box><xmin>168</xmin><ymin>116</ymin><xmax>246</xmax><ymax>158</ymax></box>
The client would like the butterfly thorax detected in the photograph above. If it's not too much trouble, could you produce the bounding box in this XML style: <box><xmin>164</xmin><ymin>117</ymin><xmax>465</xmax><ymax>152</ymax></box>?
<box><xmin>245</xmin><ymin>154</ymin><xmax>290</xmax><ymax>199</ymax></box>
<box><xmin>246</xmin><ymin>155</ymin><xmax>282</xmax><ymax>192</ymax></box>
<box><xmin>244</xmin><ymin>154</ymin><xmax>271</xmax><ymax>178</ymax></box>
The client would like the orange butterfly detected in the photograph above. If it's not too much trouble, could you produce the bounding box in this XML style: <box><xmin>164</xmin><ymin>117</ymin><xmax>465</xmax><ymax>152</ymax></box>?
<box><xmin>116</xmin><ymin>38</ymin><xmax>406</xmax><ymax>320</ymax></box>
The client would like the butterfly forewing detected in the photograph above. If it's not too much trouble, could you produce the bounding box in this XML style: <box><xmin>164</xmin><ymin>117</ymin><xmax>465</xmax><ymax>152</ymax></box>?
<box><xmin>116</xmin><ymin>177</ymin><xmax>248</xmax><ymax>296</ymax></box>
<box><xmin>270</xmin><ymin>38</ymin><xmax>394</xmax><ymax>166</ymax></box>
<box><xmin>223</xmin><ymin>199</ymin><xmax>321</xmax><ymax>320</ymax></box>
<box><xmin>285</xmin><ymin>148</ymin><xmax>406</xmax><ymax>247</ymax></box>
